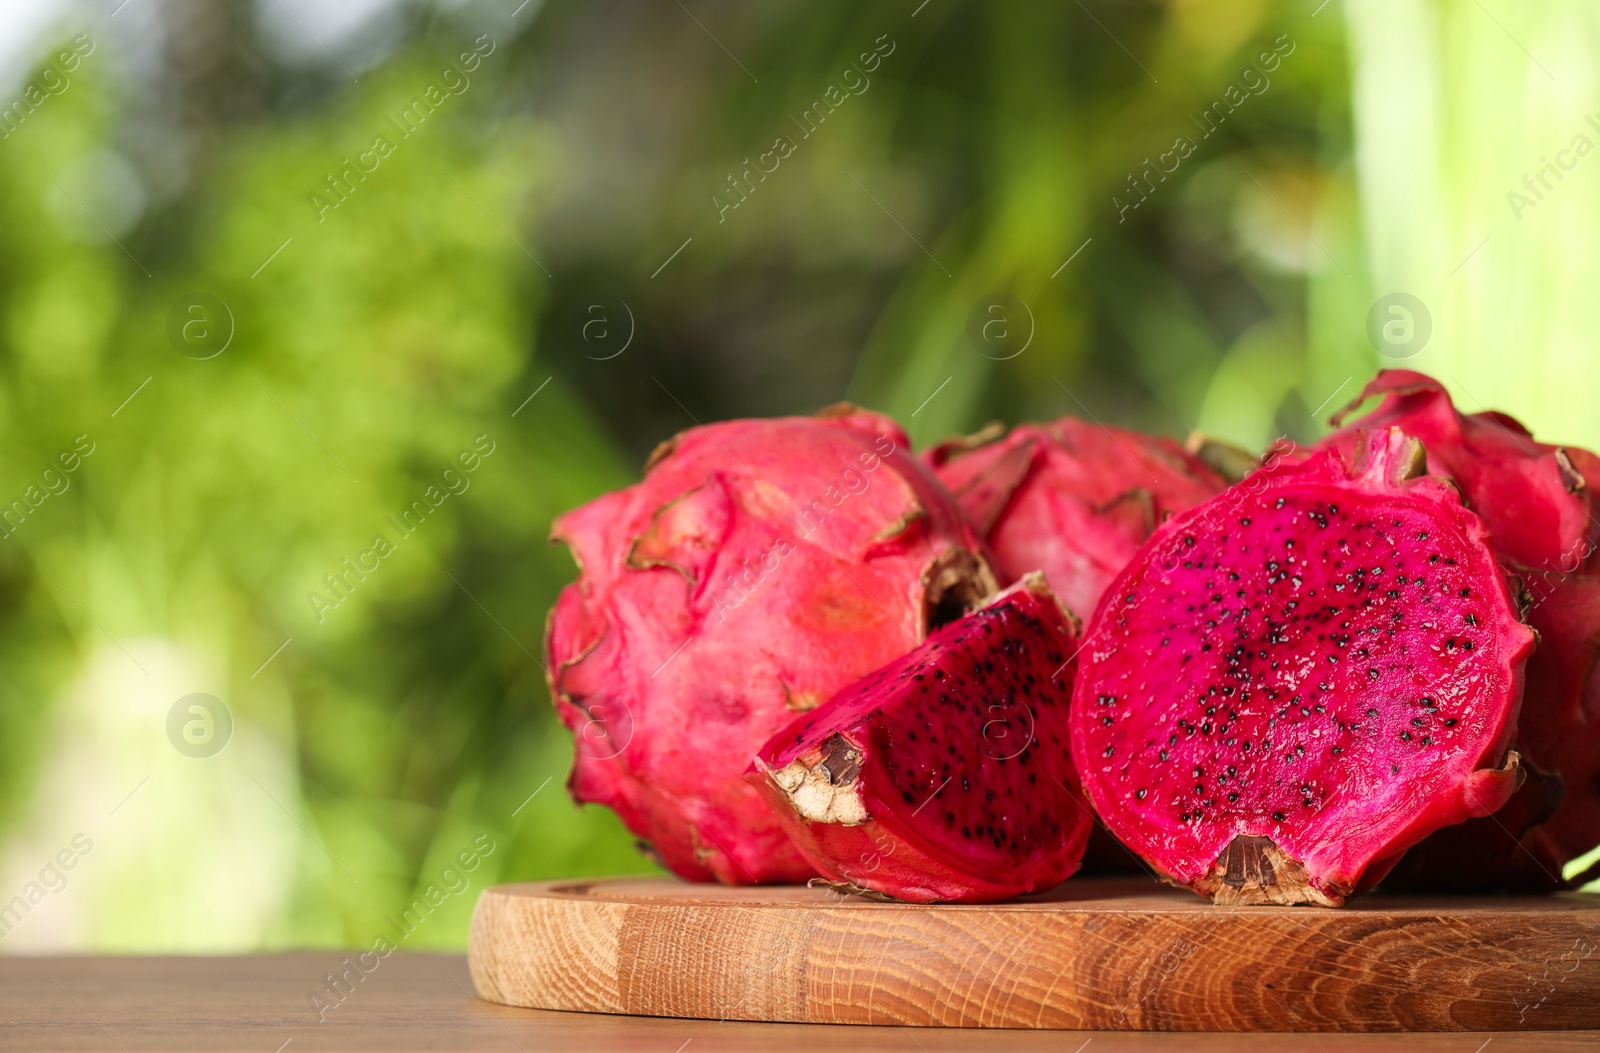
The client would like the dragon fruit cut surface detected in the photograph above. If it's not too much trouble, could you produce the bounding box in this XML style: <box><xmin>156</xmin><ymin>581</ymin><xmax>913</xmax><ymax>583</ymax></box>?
<box><xmin>545</xmin><ymin>406</ymin><xmax>997</xmax><ymax>884</ymax></box>
<box><xmin>749</xmin><ymin>574</ymin><xmax>1093</xmax><ymax>903</ymax></box>
<box><xmin>1071</xmin><ymin>427</ymin><xmax>1537</xmax><ymax>905</ymax></box>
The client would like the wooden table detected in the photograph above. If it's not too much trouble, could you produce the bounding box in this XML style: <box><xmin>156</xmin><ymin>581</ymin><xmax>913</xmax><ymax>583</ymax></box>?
<box><xmin>2</xmin><ymin>954</ymin><xmax>1595</xmax><ymax>1051</ymax></box>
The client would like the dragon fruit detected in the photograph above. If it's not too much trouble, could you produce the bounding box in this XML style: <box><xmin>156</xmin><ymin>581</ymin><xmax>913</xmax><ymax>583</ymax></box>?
<box><xmin>1318</xmin><ymin>371</ymin><xmax>1600</xmax><ymax>890</ymax></box>
<box><xmin>925</xmin><ymin>420</ymin><xmax>1227</xmax><ymax>622</ymax></box>
<box><xmin>1071</xmin><ymin>427</ymin><xmax>1537</xmax><ymax>905</ymax></box>
<box><xmin>748</xmin><ymin>574</ymin><xmax>1092</xmax><ymax>903</ymax></box>
<box><xmin>546</xmin><ymin>406</ymin><xmax>997</xmax><ymax>884</ymax></box>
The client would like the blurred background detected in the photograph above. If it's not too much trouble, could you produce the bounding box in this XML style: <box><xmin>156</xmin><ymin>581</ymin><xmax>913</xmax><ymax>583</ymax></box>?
<box><xmin>0</xmin><ymin>0</ymin><xmax>1596</xmax><ymax>951</ymax></box>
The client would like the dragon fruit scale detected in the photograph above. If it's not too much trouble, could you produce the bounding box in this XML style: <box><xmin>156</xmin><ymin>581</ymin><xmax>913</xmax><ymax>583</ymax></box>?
<box><xmin>925</xmin><ymin>420</ymin><xmax>1227</xmax><ymax>622</ymax></box>
<box><xmin>1071</xmin><ymin>428</ymin><xmax>1537</xmax><ymax>906</ymax></box>
<box><xmin>748</xmin><ymin>574</ymin><xmax>1093</xmax><ymax>903</ymax></box>
<box><xmin>546</xmin><ymin>406</ymin><xmax>998</xmax><ymax>884</ymax></box>
<box><xmin>1319</xmin><ymin>370</ymin><xmax>1600</xmax><ymax>891</ymax></box>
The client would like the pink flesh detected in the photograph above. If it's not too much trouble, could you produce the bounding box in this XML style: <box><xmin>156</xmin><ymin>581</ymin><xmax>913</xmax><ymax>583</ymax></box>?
<box><xmin>1072</xmin><ymin>434</ymin><xmax>1534</xmax><ymax>895</ymax></box>
<box><xmin>756</xmin><ymin>580</ymin><xmax>1092</xmax><ymax>901</ymax></box>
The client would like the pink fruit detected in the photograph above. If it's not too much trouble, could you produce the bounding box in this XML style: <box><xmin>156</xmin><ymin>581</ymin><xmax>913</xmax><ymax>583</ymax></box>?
<box><xmin>925</xmin><ymin>420</ymin><xmax>1226</xmax><ymax>622</ymax></box>
<box><xmin>546</xmin><ymin>406</ymin><xmax>997</xmax><ymax>884</ymax></box>
<box><xmin>1319</xmin><ymin>371</ymin><xmax>1600</xmax><ymax>890</ymax></box>
<box><xmin>748</xmin><ymin>574</ymin><xmax>1093</xmax><ymax>903</ymax></box>
<box><xmin>1071</xmin><ymin>428</ymin><xmax>1537</xmax><ymax>905</ymax></box>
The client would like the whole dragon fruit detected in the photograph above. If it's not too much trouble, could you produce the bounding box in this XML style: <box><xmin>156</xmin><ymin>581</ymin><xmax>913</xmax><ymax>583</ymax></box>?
<box><xmin>925</xmin><ymin>420</ymin><xmax>1227</xmax><ymax>622</ymax></box>
<box><xmin>1318</xmin><ymin>371</ymin><xmax>1600</xmax><ymax>891</ymax></box>
<box><xmin>1071</xmin><ymin>428</ymin><xmax>1537</xmax><ymax>905</ymax></box>
<box><xmin>748</xmin><ymin>574</ymin><xmax>1093</xmax><ymax>902</ymax></box>
<box><xmin>546</xmin><ymin>406</ymin><xmax>997</xmax><ymax>884</ymax></box>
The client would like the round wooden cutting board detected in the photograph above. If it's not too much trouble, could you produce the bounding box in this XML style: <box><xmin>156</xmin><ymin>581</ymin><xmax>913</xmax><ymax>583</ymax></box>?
<box><xmin>468</xmin><ymin>876</ymin><xmax>1600</xmax><ymax>1032</ymax></box>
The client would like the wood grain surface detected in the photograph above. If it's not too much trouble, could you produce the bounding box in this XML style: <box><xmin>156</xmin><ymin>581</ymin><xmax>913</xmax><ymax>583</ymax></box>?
<box><xmin>469</xmin><ymin>876</ymin><xmax>1600</xmax><ymax>1033</ymax></box>
<box><xmin>2</xmin><ymin>952</ymin><xmax>1597</xmax><ymax>1051</ymax></box>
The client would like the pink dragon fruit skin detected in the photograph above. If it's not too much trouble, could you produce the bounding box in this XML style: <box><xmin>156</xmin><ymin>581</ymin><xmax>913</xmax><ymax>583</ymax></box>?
<box><xmin>925</xmin><ymin>420</ymin><xmax>1227</xmax><ymax>622</ymax></box>
<box><xmin>546</xmin><ymin>406</ymin><xmax>998</xmax><ymax>884</ymax></box>
<box><xmin>747</xmin><ymin>574</ymin><xmax>1093</xmax><ymax>903</ymax></box>
<box><xmin>1071</xmin><ymin>428</ymin><xmax>1537</xmax><ymax>905</ymax></box>
<box><xmin>1319</xmin><ymin>370</ymin><xmax>1600</xmax><ymax>890</ymax></box>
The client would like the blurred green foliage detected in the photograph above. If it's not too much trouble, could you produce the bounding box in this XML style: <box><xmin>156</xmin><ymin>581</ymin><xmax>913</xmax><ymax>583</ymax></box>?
<box><xmin>0</xmin><ymin>0</ymin><xmax>1593</xmax><ymax>949</ymax></box>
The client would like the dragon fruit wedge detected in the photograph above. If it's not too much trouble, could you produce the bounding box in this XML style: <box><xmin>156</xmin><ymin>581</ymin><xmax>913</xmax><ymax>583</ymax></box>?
<box><xmin>925</xmin><ymin>419</ymin><xmax>1227</xmax><ymax>623</ymax></box>
<box><xmin>1071</xmin><ymin>427</ymin><xmax>1537</xmax><ymax>906</ymax></box>
<box><xmin>546</xmin><ymin>406</ymin><xmax>998</xmax><ymax>885</ymax></box>
<box><xmin>1319</xmin><ymin>370</ymin><xmax>1600</xmax><ymax>891</ymax></box>
<box><xmin>748</xmin><ymin>574</ymin><xmax>1093</xmax><ymax>903</ymax></box>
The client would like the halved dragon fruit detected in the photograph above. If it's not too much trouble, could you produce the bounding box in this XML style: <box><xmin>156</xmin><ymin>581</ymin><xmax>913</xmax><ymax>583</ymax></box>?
<box><xmin>546</xmin><ymin>406</ymin><xmax>996</xmax><ymax>884</ymax></box>
<box><xmin>1071</xmin><ymin>427</ymin><xmax>1537</xmax><ymax>905</ymax></box>
<box><xmin>925</xmin><ymin>420</ymin><xmax>1227</xmax><ymax>622</ymax></box>
<box><xmin>1318</xmin><ymin>371</ymin><xmax>1600</xmax><ymax>890</ymax></box>
<box><xmin>748</xmin><ymin>574</ymin><xmax>1093</xmax><ymax>903</ymax></box>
